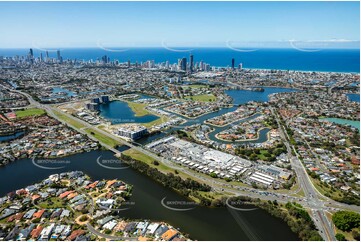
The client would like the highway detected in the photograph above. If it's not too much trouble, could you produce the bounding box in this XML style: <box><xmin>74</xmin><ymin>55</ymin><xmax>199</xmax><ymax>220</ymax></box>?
<box><xmin>271</xmin><ymin>107</ymin><xmax>336</xmax><ymax>241</ymax></box>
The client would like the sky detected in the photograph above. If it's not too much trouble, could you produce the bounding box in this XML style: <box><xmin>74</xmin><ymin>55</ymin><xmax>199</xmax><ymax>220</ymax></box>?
<box><xmin>0</xmin><ymin>1</ymin><xmax>359</xmax><ymax>48</ymax></box>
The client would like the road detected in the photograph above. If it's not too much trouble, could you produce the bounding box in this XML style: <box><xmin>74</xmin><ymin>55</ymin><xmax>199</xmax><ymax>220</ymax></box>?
<box><xmin>271</xmin><ymin>107</ymin><xmax>336</xmax><ymax>241</ymax></box>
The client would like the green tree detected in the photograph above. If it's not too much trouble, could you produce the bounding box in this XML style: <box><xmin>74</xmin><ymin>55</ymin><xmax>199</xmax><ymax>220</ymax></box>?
<box><xmin>332</xmin><ymin>211</ymin><xmax>360</xmax><ymax>231</ymax></box>
<box><xmin>335</xmin><ymin>233</ymin><xmax>346</xmax><ymax>241</ymax></box>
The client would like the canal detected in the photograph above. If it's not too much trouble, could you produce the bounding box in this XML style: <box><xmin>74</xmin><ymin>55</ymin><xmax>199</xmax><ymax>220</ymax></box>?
<box><xmin>0</xmin><ymin>150</ymin><xmax>298</xmax><ymax>241</ymax></box>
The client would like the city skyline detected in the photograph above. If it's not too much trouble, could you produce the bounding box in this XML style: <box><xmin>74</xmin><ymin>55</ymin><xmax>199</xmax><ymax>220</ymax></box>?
<box><xmin>0</xmin><ymin>1</ymin><xmax>359</xmax><ymax>48</ymax></box>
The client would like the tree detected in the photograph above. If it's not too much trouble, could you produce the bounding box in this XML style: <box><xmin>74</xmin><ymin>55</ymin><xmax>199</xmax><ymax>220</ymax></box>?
<box><xmin>335</xmin><ymin>233</ymin><xmax>346</xmax><ymax>241</ymax></box>
<box><xmin>209</xmin><ymin>172</ymin><xmax>218</xmax><ymax>178</ymax></box>
<box><xmin>332</xmin><ymin>211</ymin><xmax>360</xmax><ymax>231</ymax></box>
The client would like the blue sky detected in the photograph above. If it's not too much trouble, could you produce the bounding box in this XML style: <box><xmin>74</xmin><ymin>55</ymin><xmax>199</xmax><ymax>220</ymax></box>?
<box><xmin>0</xmin><ymin>1</ymin><xmax>359</xmax><ymax>48</ymax></box>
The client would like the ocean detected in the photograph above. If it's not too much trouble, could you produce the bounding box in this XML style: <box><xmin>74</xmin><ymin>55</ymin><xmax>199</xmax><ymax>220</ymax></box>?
<box><xmin>0</xmin><ymin>48</ymin><xmax>360</xmax><ymax>73</ymax></box>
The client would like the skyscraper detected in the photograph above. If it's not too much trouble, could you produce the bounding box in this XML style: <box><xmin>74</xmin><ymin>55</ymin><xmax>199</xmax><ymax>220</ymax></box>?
<box><xmin>57</xmin><ymin>50</ymin><xmax>62</xmax><ymax>63</ymax></box>
<box><xmin>232</xmin><ymin>58</ymin><xmax>235</xmax><ymax>69</ymax></box>
<box><xmin>189</xmin><ymin>54</ymin><xmax>194</xmax><ymax>72</ymax></box>
<box><xmin>28</xmin><ymin>48</ymin><xmax>34</xmax><ymax>64</ymax></box>
<box><xmin>181</xmin><ymin>57</ymin><xmax>187</xmax><ymax>71</ymax></box>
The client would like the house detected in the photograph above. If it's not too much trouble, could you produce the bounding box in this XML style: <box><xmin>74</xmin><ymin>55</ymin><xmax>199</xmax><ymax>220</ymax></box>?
<box><xmin>60</xmin><ymin>209</ymin><xmax>70</xmax><ymax>218</ymax></box>
<box><xmin>66</xmin><ymin>230</ymin><xmax>86</xmax><ymax>241</ymax></box>
<box><xmin>103</xmin><ymin>220</ymin><xmax>117</xmax><ymax>230</ymax></box>
<box><xmin>155</xmin><ymin>225</ymin><xmax>169</xmax><ymax>237</ymax></box>
<box><xmin>161</xmin><ymin>229</ymin><xmax>179</xmax><ymax>241</ymax></box>
<box><xmin>23</xmin><ymin>209</ymin><xmax>37</xmax><ymax>219</ymax></box>
<box><xmin>30</xmin><ymin>225</ymin><xmax>43</xmax><ymax>239</ymax></box>
<box><xmin>33</xmin><ymin>209</ymin><xmax>45</xmax><ymax>219</ymax></box>
<box><xmin>146</xmin><ymin>223</ymin><xmax>160</xmax><ymax>235</ymax></box>
<box><xmin>17</xmin><ymin>224</ymin><xmax>35</xmax><ymax>241</ymax></box>
<box><xmin>97</xmin><ymin>216</ymin><xmax>114</xmax><ymax>226</ymax></box>
<box><xmin>39</xmin><ymin>223</ymin><xmax>55</xmax><ymax>241</ymax></box>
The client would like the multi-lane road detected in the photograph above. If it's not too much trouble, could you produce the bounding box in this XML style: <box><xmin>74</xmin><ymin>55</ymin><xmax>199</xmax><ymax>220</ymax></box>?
<box><xmin>271</xmin><ymin>107</ymin><xmax>337</xmax><ymax>240</ymax></box>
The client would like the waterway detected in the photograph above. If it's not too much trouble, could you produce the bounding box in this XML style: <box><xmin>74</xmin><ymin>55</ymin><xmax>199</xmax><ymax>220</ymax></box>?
<box><xmin>346</xmin><ymin>93</ymin><xmax>360</xmax><ymax>103</ymax></box>
<box><xmin>52</xmin><ymin>87</ymin><xmax>76</xmax><ymax>97</ymax></box>
<box><xmin>320</xmin><ymin>118</ymin><xmax>360</xmax><ymax>130</ymax></box>
<box><xmin>0</xmin><ymin>150</ymin><xmax>298</xmax><ymax>241</ymax></box>
<box><xmin>136</xmin><ymin>87</ymin><xmax>298</xmax><ymax>145</ymax></box>
<box><xmin>225</xmin><ymin>87</ymin><xmax>298</xmax><ymax>105</ymax></box>
<box><xmin>0</xmin><ymin>131</ymin><xmax>25</xmax><ymax>142</ymax></box>
<box><xmin>99</xmin><ymin>100</ymin><xmax>159</xmax><ymax>125</ymax></box>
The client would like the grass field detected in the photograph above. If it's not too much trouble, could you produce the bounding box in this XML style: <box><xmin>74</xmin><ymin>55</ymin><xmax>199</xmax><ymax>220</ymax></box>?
<box><xmin>126</xmin><ymin>101</ymin><xmax>150</xmax><ymax>116</ymax></box>
<box><xmin>52</xmin><ymin>110</ymin><xmax>120</xmax><ymax>148</ymax></box>
<box><xmin>184</xmin><ymin>84</ymin><xmax>209</xmax><ymax>89</ymax></box>
<box><xmin>85</xmin><ymin>128</ymin><xmax>120</xmax><ymax>148</ymax></box>
<box><xmin>185</xmin><ymin>94</ymin><xmax>217</xmax><ymax>102</ymax></box>
<box><xmin>126</xmin><ymin>101</ymin><xmax>169</xmax><ymax>128</ymax></box>
<box><xmin>142</xmin><ymin>115</ymin><xmax>169</xmax><ymax>128</ymax></box>
<box><xmin>123</xmin><ymin>148</ymin><xmax>173</xmax><ymax>172</ymax></box>
<box><xmin>15</xmin><ymin>108</ymin><xmax>46</xmax><ymax>118</ymax></box>
<box><xmin>311</xmin><ymin>177</ymin><xmax>344</xmax><ymax>200</ymax></box>
<box><xmin>38</xmin><ymin>197</ymin><xmax>66</xmax><ymax>209</ymax></box>
<box><xmin>52</xmin><ymin>110</ymin><xmax>85</xmax><ymax>130</ymax></box>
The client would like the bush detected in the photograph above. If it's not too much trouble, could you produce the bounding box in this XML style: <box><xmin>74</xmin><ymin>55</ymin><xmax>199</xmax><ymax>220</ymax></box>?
<box><xmin>332</xmin><ymin>211</ymin><xmax>360</xmax><ymax>232</ymax></box>
<box><xmin>335</xmin><ymin>233</ymin><xmax>346</xmax><ymax>241</ymax></box>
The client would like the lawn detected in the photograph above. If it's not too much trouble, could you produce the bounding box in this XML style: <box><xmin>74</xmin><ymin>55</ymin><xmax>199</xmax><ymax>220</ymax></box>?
<box><xmin>184</xmin><ymin>84</ymin><xmax>209</xmax><ymax>89</ymax></box>
<box><xmin>257</xmin><ymin>149</ymin><xmax>271</xmax><ymax>160</ymax></box>
<box><xmin>185</xmin><ymin>94</ymin><xmax>217</xmax><ymax>102</ymax></box>
<box><xmin>15</xmin><ymin>108</ymin><xmax>46</xmax><ymax>118</ymax></box>
<box><xmin>123</xmin><ymin>148</ymin><xmax>174</xmax><ymax>173</ymax></box>
<box><xmin>52</xmin><ymin>110</ymin><xmax>85</xmax><ymax>130</ymax></box>
<box><xmin>85</xmin><ymin>128</ymin><xmax>120</xmax><ymax>148</ymax></box>
<box><xmin>142</xmin><ymin>115</ymin><xmax>169</xmax><ymax>128</ymax></box>
<box><xmin>38</xmin><ymin>197</ymin><xmax>66</xmax><ymax>209</ymax></box>
<box><xmin>311</xmin><ymin>177</ymin><xmax>344</xmax><ymax>200</ymax></box>
<box><xmin>126</xmin><ymin>101</ymin><xmax>150</xmax><ymax>116</ymax></box>
<box><xmin>126</xmin><ymin>101</ymin><xmax>169</xmax><ymax>128</ymax></box>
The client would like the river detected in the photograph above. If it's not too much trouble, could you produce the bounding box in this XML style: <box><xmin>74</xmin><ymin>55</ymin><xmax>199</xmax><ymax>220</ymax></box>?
<box><xmin>0</xmin><ymin>150</ymin><xmax>298</xmax><ymax>241</ymax></box>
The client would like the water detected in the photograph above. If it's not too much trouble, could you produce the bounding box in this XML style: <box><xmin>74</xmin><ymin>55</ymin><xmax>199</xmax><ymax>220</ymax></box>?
<box><xmin>346</xmin><ymin>93</ymin><xmax>360</xmax><ymax>103</ymax></box>
<box><xmin>0</xmin><ymin>48</ymin><xmax>359</xmax><ymax>73</ymax></box>
<box><xmin>226</xmin><ymin>87</ymin><xmax>298</xmax><ymax>105</ymax></box>
<box><xmin>320</xmin><ymin>118</ymin><xmax>360</xmax><ymax>130</ymax></box>
<box><xmin>0</xmin><ymin>150</ymin><xmax>298</xmax><ymax>241</ymax></box>
<box><xmin>0</xmin><ymin>131</ymin><xmax>25</xmax><ymax>142</ymax></box>
<box><xmin>52</xmin><ymin>87</ymin><xmax>76</xmax><ymax>97</ymax></box>
<box><xmin>135</xmin><ymin>87</ymin><xmax>299</xmax><ymax>145</ymax></box>
<box><xmin>99</xmin><ymin>100</ymin><xmax>159</xmax><ymax>124</ymax></box>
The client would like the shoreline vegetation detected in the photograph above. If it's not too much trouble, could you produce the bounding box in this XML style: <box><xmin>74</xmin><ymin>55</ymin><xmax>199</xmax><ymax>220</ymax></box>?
<box><xmin>119</xmin><ymin>154</ymin><xmax>323</xmax><ymax>241</ymax></box>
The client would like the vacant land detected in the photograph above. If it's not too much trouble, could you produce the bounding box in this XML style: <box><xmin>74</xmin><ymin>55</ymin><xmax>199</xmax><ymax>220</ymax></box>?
<box><xmin>185</xmin><ymin>94</ymin><xmax>217</xmax><ymax>102</ymax></box>
<box><xmin>16</xmin><ymin>108</ymin><xmax>46</xmax><ymax>118</ymax></box>
<box><xmin>85</xmin><ymin>128</ymin><xmax>120</xmax><ymax>148</ymax></box>
<box><xmin>127</xmin><ymin>101</ymin><xmax>150</xmax><ymax>116</ymax></box>
<box><xmin>52</xmin><ymin>110</ymin><xmax>85</xmax><ymax>130</ymax></box>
